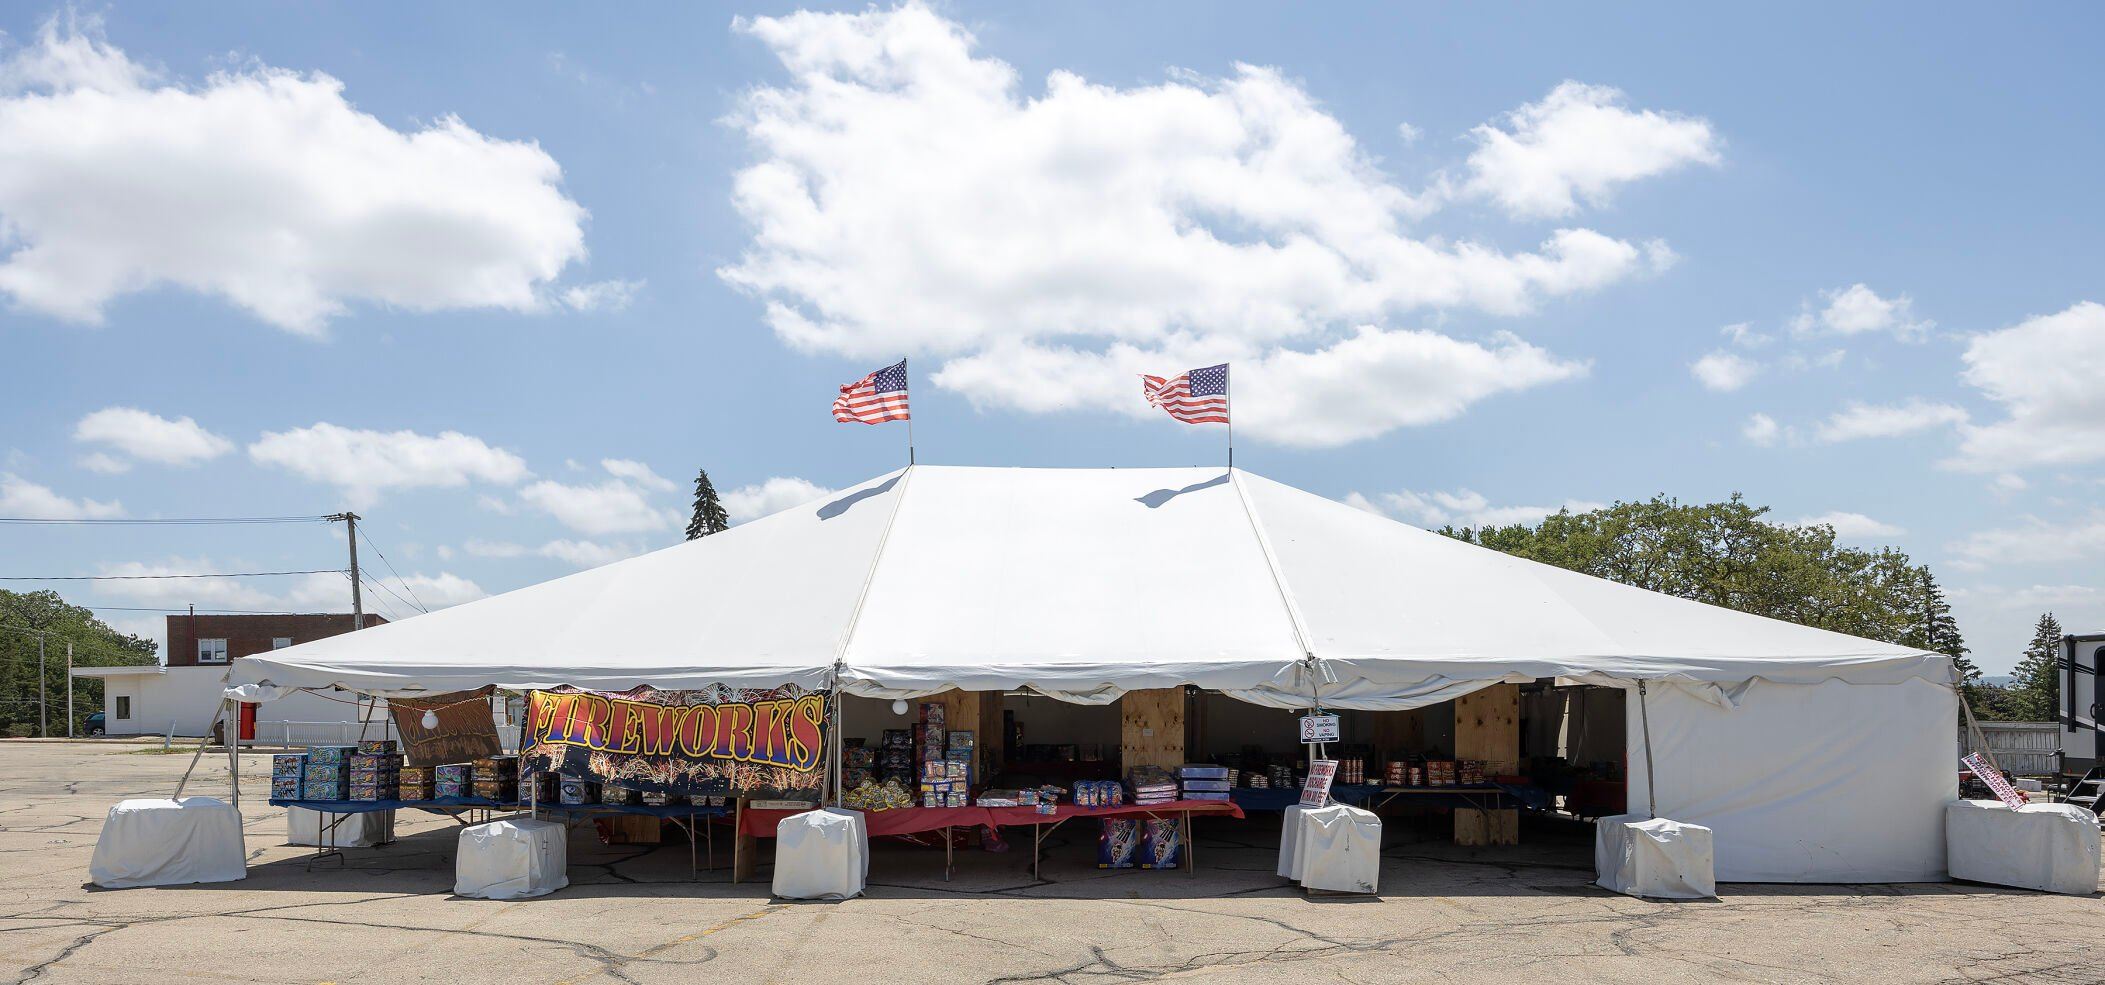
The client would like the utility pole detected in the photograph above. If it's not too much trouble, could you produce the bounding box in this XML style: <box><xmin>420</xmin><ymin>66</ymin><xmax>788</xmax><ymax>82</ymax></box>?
<box><xmin>38</xmin><ymin>635</ymin><xmax>47</xmax><ymax>738</ymax></box>
<box><xmin>335</xmin><ymin>512</ymin><xmax>364</xmax><ymax>629</ymax></box>
<box><xmin>65</xmin><ymin>642</ymin><xmax>73</xmax><ymax>739</ymax></box>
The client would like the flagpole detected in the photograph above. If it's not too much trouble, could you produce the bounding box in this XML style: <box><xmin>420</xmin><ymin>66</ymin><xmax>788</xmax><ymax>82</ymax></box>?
<box><xmin>1226</xmin><ymin>366</ymin><xmax>1234</xmax><ymax>470</ymax></box>
<box><xmin>904</xmin><ymin>357</ymin><xmax>916</xmax><ymax>466</ymax></box>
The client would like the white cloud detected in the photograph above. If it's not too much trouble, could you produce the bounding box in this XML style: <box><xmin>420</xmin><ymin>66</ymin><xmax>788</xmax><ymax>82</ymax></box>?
<box><xmin>464</xmin><ymin>537</ymin><xmax>642</xmax><ymax>570</ymax></box>
<box><xmin>1793</xmin><ymin>511</ymin><xmax>1904</xmax><ymax>539</ymax></box>
<box><xmin>519</xmin><ymin>478</ymin><xmax>677</xmax><ymax>535</ymax></box>
<box><xmin>1690</xmin><ymin>350</ymin><xmax>1759</xmax><ymax>392</ymax></box>
<box><xmin>1742</xmin><ymin>412</ymin><xmax>1782</xmax><ymax>447</ymax></box>
<box><xmin>248</xmin><ymin>423</ymin><xmax>529</xmax><ymax>504</ymax></box>
<box><xmin>1947</xmin><ymin>301</ymin><xmax>2105</xmax><ymax>473</ymax></box>
<box><xmin>1990</xmin><ymin>473</ymin><xmax>2029</xmax><ymax>498</ymax></box>
<box><xmin>1720</xmin><ymin>322</ymin><xmax>1770</xmax><ymax>348</ymax></box>
<box><xmin>389</xmin><ymin>572</ymin><xmax>487</xmax><ymax>609</ymax></box>
<box><xmin>1791</xmin><ymin>284</ymin><xmax>1931</xmax><ymax>341</ymax></box>
<box><xmin>72</xmin><ymin>407</ymin><xmax>232</xmax><ymax>469</ymax></box>
<box><xmin>0</xmin><ymin>473</ymin><xmax>122</xmax><ymax>518</ymax></box>
<box><xmin>77</xmin><ymin>452</ymin><xmax>130</xmax><ymax>475</ymax></box>
<box><xmin>89</xmin><ymin>556</ymin><xmax>481</xmax><ymax>618</ymax></box>
<box><xmin>722</xmin><ymin>476</ymin><xmax>836</xmax><ymax>523</ymax></box>
<box><xmin>721</xmin><ymin>5</ymin><xmax>1685</xmax><ymax>446</ymax></box>
<box><xmin>560</xmin><ymin>278</ymin><xmax>643</xmax><ymax>312</ymax></box>
<box><xmin>600</xmin><ymin>458</ymin><xmax>676</xmax><ymax>492</ymax></box>
<box><xmin>1460</xmin><ymin>81</ymin><xmax>1720</xmax><ymax>219</ymax></box>
<box><xmin>1396</xmin><ymin>122</ymin><xmax>1423</xmax><ymax>144</ymax></box>
<box><xmin>1813</xmin><ymin>399</ymin><xmax>1969</xmax><ymax>444</ymax></box>
<box><xmin>1948</xmin><ymin>512</ymin><xmax>2105</xmax><ymax>568</ymax></box>
<box><xmin>0</xmin><ymin>17</ymin><xmax>586</xmax><ymax>334</ymax></box>
<box><xmin>1346</xmin><ymin>486</ymin><xmax>1603</xmax><ymax>530</ymax></box>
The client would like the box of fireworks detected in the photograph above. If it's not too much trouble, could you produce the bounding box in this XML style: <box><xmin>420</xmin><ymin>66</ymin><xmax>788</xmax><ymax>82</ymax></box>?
<box><xmin>350</xmin><ymin>752</ymin><xmax>401</xmax><ymax>770</ymax></box>
<box><xmin>349</xmin><ymin>781</ymin><xmax>397</xmax><ymax>802</ymax></box>
<box><xmin>640</xmin><ymin>789</ymin><xmax>683</xmax><ymax>807</ymax></box>
<box><xmin>845</xmin><ymin>746</ymin><xmax>877</xmax><ymax>767</ymax></box>
<box><xmin>1035</xmin><ymin>802</ymin><xmax>1057</xmax><ymax>815</ymax></box>
<box><xmin>945</xmin><ymin>729</ymin><xmax>974</xmax><ymax>750</ymax></box>
<box><xmin>919</xmin><ymin>761</ymin><xmax>947</xmax><ymax>781</ymax></box>
<box><xmin>305</xmin><ymin>745</ymin><xmax>357</xmax><ymax>767</ymax></box>
<box><xmin>1384</xmin><ymin>761</ymin><xmax>1407</xmax><ymax>786</ymax></box>
<box><xmin>472</xmin><ymin>780</ymin><xmax>510</xmax><ymax>801</ymax></box>
<box><xmin>1338</xmin><ymin>758</ymin><xmax>1365</xmax><ymax>785</ymax></box>
<box><xmin>1426</xmin><ymin>760</ymin><xmax>1456</xmax><ymax>786</ymax></box>
<box><xmin>518</xmin><ymin>772</ymin><xmax>557</xmax><ymax>805</ymax></box>
<box><xmin>1178</xmin><ymin>763</ymin><xmax>1228</xmax><ymax>780</ymax></box>
<box><xmin>1459</xmin><ymin>760</ymin><xmax>1485</xmax><ymax>786</ymax></box>
<box><xmin>1184</xmin><ymin>791</ymin><xmax>1232</xmax><ymax>801</ymax></box>
<box><xmin>918</xmin><ymin>702</ymin><xmax>946</xmax><ymax>727</ymax></box>
<box><xmin>976</xmin><ymin>789</ymin><xmax>1023</xmax><ymax>807</ymax></box>
<box><xmin>471</xmin><ymin>755</ymin><xmax>519</xmax><ymax>781</ymax></box>
<box><xmin>882</xmin><ymin>728</ymin><xmax>913</xmax><ymax>750</ymax></box>
<box><xmin>270</xmin><ymin>776</ymin><xmax>302</xmax><ymax>800</ymax></box>
<box><xmin>949</xmin><ymin>790</ymin><xmax>969</xmax><ymax>807</ymax></box>
<box><xmin>750</xmin><ymin>799</ymin><xmax>817</xmax><ymax>810</ymax></box>
<box><xmin>1182</xmin><ymin>778</ymin><xmax>1231</xmax><ymax>793</ymax></box>
<box><xmin>400</xmin><ymin>765</ymin><xmax>433</xmax><ymax>785</ymax></box>
<box><xmin>356</xmin><ymin>738</ymin><xmax>398</xmax><ymax>756</ymax></box>
<box><xmin>944</xmin><ymin>747</ymin><xmax>973</xmax><ymax>764</ymax></box>
<box><xmin>918</xmin><ymin>727</ymin><xmax>946</xmax><ymax>753</ymax></box>
<box><xmin>945</xmin><ymin>760</ymin><xmax>969</xmax><ymax>780</ymax></box>
<box><xmin>349</xmin><ymin>766</ymin><xmax>400</xmax><ymax>785</ymax></box>
<box><xmin>306</xmin><ymin>781</ymin><xmax>346</xmax><ymax>801</ymax></box>
<box><xmin>602</xmin><ymin>786</ymin><xmax>643</xmax><ymax>807</ymax></box>
<box><xmin>435</xmin><ymin>763</ymin><xmax>472</xmax><ymax>785</ymax></box>
<box><xmin>436</xmin><ymin>779</ymin><xmax>469</xmax><ymax>799</ymax></box>
<box><xmin>271</xmin><ymin>754</ymin><xmax>307</xmax><ymax>779</ymax></box>
<box><xmin>558</xmin><ymin>776</ymin><xmax>600</xmax><ymax>806</ymax></box>
<box><xmin>1096</xmin><ymin>818</ymin><xmax>1140</xmax><ymax>868</ymax></box>
<box><xmin>1247</xmin><ymin>773</ymin><xmax>1270</xmax><ymax>789</ymax></box>
<box><xmin>1139</xmin><ymin>817</ymin><xmax>1183</xmax><ymax>869</ymax></box>
<box><xmin>305</xmin><ymin>762</ymin><xmax>347</xmax><ymax>782</ymax></box>
<box><xmin>399</xmin><ymin>775</ymin><xmax>433</xmax><ymax>801</ymax></box>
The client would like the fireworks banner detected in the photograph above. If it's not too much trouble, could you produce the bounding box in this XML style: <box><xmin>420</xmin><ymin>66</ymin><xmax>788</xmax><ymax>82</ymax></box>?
<box><xmin>522</xmin><ymin>684</ymin><xmax>827</xmax><ymax>798</ymax></box>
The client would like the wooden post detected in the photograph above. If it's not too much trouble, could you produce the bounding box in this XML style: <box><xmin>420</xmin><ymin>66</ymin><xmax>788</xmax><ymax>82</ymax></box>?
<box><xmin>1119</xmin><ymin>688</ymin><xmax>1186</xmax><ymax>773</ymax></box>
<box><xmin>1453</xmin><ymin>684</ymin><xmax>1520</xmax><ymax>846</ymax></box>
<box><xmin>732</xmin><ymin>797</ymin><xmax>756</xmax><ymax>883</ymax></box>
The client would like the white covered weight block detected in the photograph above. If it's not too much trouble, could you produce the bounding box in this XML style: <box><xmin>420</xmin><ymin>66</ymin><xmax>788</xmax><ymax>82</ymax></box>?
<box><xmin>1946</xmin><ymin>799</ymin><xmax>2100</xmax><ymax>896</ymax></box>
<box><xmin>89</xmin><ymin>797</ymin><xmax>248</xmax><ymax>889</ymax></box>
<box><xmin>1294</xmin><ymin>804</ymin><xmax>1382</xmax><ymax>894</ymax></box>
<box><xmin>773</xmin><ymin>808</ymin><xmax>868</xmax><ymax>900</ymax></box>
<box><xmin>455</xmin><ymin>818</ymin><xmax>568</xmax><ymax>900</ymax></box>
<box><xmin>287</xmin><ymin>807</ymin><xmax>393</xmax><ymax>848</ymax></box>
<box><xmin>1277</xmin><ymin>804</ymin><xmax>1311</xmax><ymax>880</ymax></box>
<box><xmin>1596</xmin><ymin>814</ymin><xmax>1715</xmax><ymax>899</ymax></box>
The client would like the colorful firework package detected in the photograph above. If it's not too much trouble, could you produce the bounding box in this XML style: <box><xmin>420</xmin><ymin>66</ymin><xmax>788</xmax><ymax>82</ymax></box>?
<box><xmin>271</xmin><ymin>754</ymin><xmax>306</xmax><ymax>799</ymax></box>
<box><xmin>399</xmin><ymin>766</ymin><xmax>434</xmax><ymax>801</ymax></box>
<box><xmin>1073</xmin><ymin>779</ymin><xmax>1125</xmax><ymax>808</ymax></box>
<box><xmin>1096</xmin><ymin>818</ymin><xmax>1140</xmax><ymax>868</ymax></box>
<box><xmin>1139</xmin><ymin>818</ymin><xmax>1183</xmax><ymax>869</ymax></box>
<box><xmin>435</xmin><ymin>763</ymin><xmax>471</xmax><ymax>798</ymax></box>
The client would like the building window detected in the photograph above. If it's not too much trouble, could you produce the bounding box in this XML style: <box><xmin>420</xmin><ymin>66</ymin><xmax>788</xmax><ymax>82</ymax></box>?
<box><xmin>116</xmin><ymin>696</ymin><xmax>131</xmax><ymax>720</ymax></box>
<box><xmin>272</xmin><ymin>637</ymin><xmax>293</xmax><ymax>650</ymax></box>
<box><xmin>197</xmin><ymin>638</ymin><xmax>229</xmax><ymax>663</ymax></box>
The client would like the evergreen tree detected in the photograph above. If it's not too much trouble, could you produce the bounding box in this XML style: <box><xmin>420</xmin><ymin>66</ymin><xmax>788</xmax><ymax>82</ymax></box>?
<box><xmin>685</xmin><ymin>468</ymin><xmax>729</xmax><ymax>541</ymax></box>
<box><xmin>2009</xmin><ymin>612</ymin><xmax>2063</xmax><ymax>722</ymax></box>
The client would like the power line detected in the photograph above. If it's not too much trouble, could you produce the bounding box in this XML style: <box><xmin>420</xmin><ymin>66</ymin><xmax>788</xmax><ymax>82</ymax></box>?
<box><xmin>0</xmin><ymin>569</ymin><xmax>344</xmax><ymax>581</ymax></box>
<box><xmin>356</xmin><ymin>526</ymin><xmax>429</xmax><ymax>614</ymax></box>
<box><xmin>80</xmin><ymin>605</ymin><xmax>312</xmax><ymax>615</ymax></box>
<box><xmin>353</xmin><ymin>571</ymin><xmax>418</xmax><ymax>619</ymax></box>
<box><xmin>0</xmin><ymin>515</ymin><xmax>334</xmax><ymax>525</ymax></box>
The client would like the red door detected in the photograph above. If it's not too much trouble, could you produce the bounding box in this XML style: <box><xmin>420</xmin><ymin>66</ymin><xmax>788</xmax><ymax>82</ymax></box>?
<box><xmin>238</xmin><ymin>701</ymin><xmax>257</xmax><ymax>742</ymax></box>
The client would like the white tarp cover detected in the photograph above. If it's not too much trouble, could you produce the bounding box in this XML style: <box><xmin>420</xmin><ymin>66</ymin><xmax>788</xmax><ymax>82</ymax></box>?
<box><xmin>1595</xmin><ymin>815</ymin><xmax>1716</xmax><ymax>899</ymax></box>
<box><xmin>454</xmin><ymin>818</ymin><xmax>568</xmax><ymax>900</ymax></box>
<box><xmin>1945</xmin><ymin>800</ymin><xmax>2101</xmax><ymax>895</ymax></box>
<box><xmin>226</xmin><ymin>465</ymin><xmax>1946</xmax><ymax>705</ymax></box>
<box><xmin>772</xmin><ymin>808</ymin><xmax>869</xmax><ymax>900</ymax></box>
<box><xmin>1294</xmin><ymin>804</ymin><xmax>1382</xmax><ymax>894</ymax></box>
<box><xmin>1277</xmin><ymin>804</ymin><xmax>1312</xmax><ymax>880</ymax></box>
<box><xmin>286</xmin><ymin>806</ymin><xmax>392</xmax><ymax>848</ymax></box>
<box><xmin>1627</xmin><ymin>678</ymin><xmax>1957</xmax><ymax>882</ymax></box>
<box><xmin>89</xmin><ymin>798</ymin><xmax>247</xmax><ymax>888</ymax></box>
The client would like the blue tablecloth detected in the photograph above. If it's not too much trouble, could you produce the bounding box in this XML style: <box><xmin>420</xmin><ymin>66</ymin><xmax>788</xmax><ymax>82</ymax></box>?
<box><xmin>1228</xmin><ymin>783</ymin><xmax>1383</xmax><ymax>812</ymax></box>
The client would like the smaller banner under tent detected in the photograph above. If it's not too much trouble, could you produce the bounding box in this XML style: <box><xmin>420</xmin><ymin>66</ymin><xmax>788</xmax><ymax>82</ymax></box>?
<box><xmin>226</xmin><ymin>465</ymin><xmax>1959</xmax><ymax>884</ymax></box>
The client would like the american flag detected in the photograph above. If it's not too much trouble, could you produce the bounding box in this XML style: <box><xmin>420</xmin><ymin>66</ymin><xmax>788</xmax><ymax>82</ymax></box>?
<box><xmin>1142</xmin><ymin>363</ymin><xmax>1229</xmax><ymax>424</ymax></box>
<box><xmin>833</xmin><ymin>359</ymin><xmax>911</xmax><ymax>424</ymax></box>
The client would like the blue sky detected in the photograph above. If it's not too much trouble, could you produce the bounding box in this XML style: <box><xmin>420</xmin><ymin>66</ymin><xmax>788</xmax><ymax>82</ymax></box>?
<box><xmin>2</xmin><ymin>3</ymin><xmax>2100</xmax><ymax>673</ymax></box>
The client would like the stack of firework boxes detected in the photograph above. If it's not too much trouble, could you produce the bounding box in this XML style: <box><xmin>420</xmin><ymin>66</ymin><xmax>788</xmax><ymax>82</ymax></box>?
<box><xmin>349</xmin><ymin>740</ymin><xmax>402</xmax><ymax>801</ymax></box>
<box><xmin>270</xmin><ymin>752</ymin><xmax>309</xmax><ymax>801</ymax></box>
<box><xmin>915</xmin><ymin>702</ymin><xmax>974</xmax><ymax>808</ymax></box>
<box><xmin>1178</xmin><ymin>763</ymin><xmax>1231</xmax><ymax>802</ymax></box>
<box><xmin>435</xmin><ymin>763</ymin><xmax>472</xmax><ymax>799</ymax></box>
<box><xmin>302</xmin><ymin>745</ymin><xmax>356</xmax><ymax>801</ymax></box>
<box><xmin>471</xmin><ymin>755</ymin><xmax>519</xmax><ymax>801</ymax></box>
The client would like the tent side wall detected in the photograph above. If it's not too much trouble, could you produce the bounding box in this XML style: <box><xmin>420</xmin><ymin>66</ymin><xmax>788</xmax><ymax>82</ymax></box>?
<box><xmin>1629</xmin><ymin>678</ymin><xmax>1957</xmax><ymax>883</ymax></box>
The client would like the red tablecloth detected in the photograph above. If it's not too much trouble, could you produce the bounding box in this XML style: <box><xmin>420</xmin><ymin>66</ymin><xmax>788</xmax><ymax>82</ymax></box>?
<box><xmin>982</xmin><ymin>799</ymin><xmax>1243</xmax><ymax>828</ymax></box>
<box><xmin>739</xmin><ymin>805</ymin><xmax>991</xmax><ymax>839</ymax></box>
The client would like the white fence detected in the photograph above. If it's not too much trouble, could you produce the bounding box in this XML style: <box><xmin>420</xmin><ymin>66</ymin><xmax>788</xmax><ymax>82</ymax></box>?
<box><xmin>1962</xmin><ymin>721</ymin><xmax>2061</xmax><ymax>776</ymax></box>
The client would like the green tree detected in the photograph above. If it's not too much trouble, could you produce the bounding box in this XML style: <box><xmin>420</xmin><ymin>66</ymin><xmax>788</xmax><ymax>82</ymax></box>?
<box><xmin>0</xmin><ymin>589</ymin><xmax>157</xmax><ymax>737</ymax></box>
<box><xmin>685</xmin><ymin>468</ymin><xmax>729</xmax><ymax>541</ymax></box>
<box><xmin>2008</xmin><ymin>612</ymin><xmax>2063</xmax><ymax>722</ymax></box>
<box><xmin>1896</xmin><ymin>567</ymin><xmax>1986</xmax><ymax>712</ymax></box>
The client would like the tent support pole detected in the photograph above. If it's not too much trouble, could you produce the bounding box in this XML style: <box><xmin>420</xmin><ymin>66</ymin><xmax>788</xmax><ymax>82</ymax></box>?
<box><xmin>174</xmin><ymin>697</ymin><xmax>229</xmax><ymax>800</ymax></box>
<box><xmin>1956</xmin><ymin>682</ymin><xmax>2002</xmax><ymax>774</ymax></box>
<box><xmin>1637</xmin><ymin>681</ymin><xmax>1657</xmax><ymax>819</ymax></box>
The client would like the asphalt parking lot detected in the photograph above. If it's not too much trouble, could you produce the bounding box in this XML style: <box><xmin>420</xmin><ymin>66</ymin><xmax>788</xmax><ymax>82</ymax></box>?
<box><xmin>1</xmin><ymin>741</ymin><xmax>2099</xmax><ymax>984</ymax></box>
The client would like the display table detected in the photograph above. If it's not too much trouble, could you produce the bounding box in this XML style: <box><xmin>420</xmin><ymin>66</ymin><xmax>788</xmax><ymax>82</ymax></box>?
<box><xmin>455</xmin><ymin>817</ymin><xmax>568</xmax><ymax>900</ymax></box>
<box><xmin>772</xmin><ymin>809</ymin><xmax>869</xmax><ymax>900</ymax></box>
<box><xmin>1945</xmin><ymin>799</ymin><xmax>2100</xmax><ymax>895</ymax></box>
<box><xmin>983</xmin><ymin>800</ymin><xmax>1246</xmax><ymax>881</ymax></box>
<box><xmin>270</xmin><ymin>798</ymin><xmax>728</xmax><ymax>878</ymax></box>
<box><xmin>1294</xmin><ymin>804</ymin><xmax>1382</xmax><ymax>894</ymax></box>
<box><xmin>90</xmin><ymin>797</ymin><xmax>248</xmax><ymax>889</ymax></box>
<box><xmin>1230</xmin><ymin>784</ymin><xmax>1382</xmax><ymax>812</ymax></box>
<box><xmin>737</xmin><ymin>804</ymin><xmax>987</xmax><ymax>882</ymax></box>
<box><xmin>287</xmin><ymin>805</ymin><xmax>394</xmax><ymax>854</ymax></box>
<box><xmin>1595</xmin><ymin>814</ymin><xmax>1715</xmax><ymax>900</ymax></box>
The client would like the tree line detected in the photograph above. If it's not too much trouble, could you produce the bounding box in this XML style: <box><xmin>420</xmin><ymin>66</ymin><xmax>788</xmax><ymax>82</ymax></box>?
<box><xmin>1440</xmin><ymin>493</ymin><xmax>2064</xmax><ymax>722</ymax></box>
<box><xmin>0</xmin><ymin>589</ymin><xmax>158</xmax><ymax>737</ymax></box>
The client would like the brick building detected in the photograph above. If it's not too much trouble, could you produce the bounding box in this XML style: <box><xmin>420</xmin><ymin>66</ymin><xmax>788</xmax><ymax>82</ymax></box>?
<box><xmin>164</xmin><ymin>612</ymin><xmax>387</xmax><ymax>667</ymax></box>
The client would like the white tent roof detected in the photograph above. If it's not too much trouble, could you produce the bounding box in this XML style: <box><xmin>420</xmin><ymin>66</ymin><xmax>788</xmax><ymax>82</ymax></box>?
<box><xmin>228</xmin><ymin>466</ymin><xmax>1947</xmax><ymax>704</ymax></box>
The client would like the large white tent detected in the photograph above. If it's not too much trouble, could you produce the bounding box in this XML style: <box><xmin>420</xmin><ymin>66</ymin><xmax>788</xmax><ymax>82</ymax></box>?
<box><xmin>229</xmin><ymin>466</ymin><xmax>1958</xmax><ymax>882</ymax></box>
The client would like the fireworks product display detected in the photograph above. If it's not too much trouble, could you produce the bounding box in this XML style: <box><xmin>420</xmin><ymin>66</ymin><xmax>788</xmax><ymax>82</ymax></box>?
<box><xmin>519</xmin><ymin>770</ymin><xmax>556</xmax><ymax>805</ymax></box>
<box><xmin>559</xmin><ymin>775</ymin><xmax>602</xmax><ymax>806</ymax></box>
<box><xmin>1128</xmin><ymin>766</ymin><xmax>1179</xmax><ymax>806</ymax></box>
<box><xmin>842</xmin><ymin>777</ymin><xmax>915</xmax><ymax>811</ymax></box>
<box><xmin>398</xmin><ymin>766</ymin><xmax>434</xmax><ymax>801</ymax></box>
<box><xmin>304</xmin><ymin>745</ymin><xmax>353</xmax><ymax>800</ymax></box>
<box><xmin>1139</xmin><ymin>817</ymin><xmax>1182</xmax><ymax>869</ymax></box>
<box><xmin>271</xmin><ymin>754</ymin><xmax>306</xmax><ymax>800</ymax></box>
<box><xmin>356</xmin><ymin>739</ymin><xmax>399</xmax><ymax>756</ymax></box>
<box><xmin>1337</xmin><ymin>758</ymin><xmax>1365</xmax><ymax>785</ymax></box>
<box><xmin>1073</xmin><ymin>779</ymin><xmax>1125</xmax><ymax>807</ymax></box>
<box><xmin>349</xmin><ymin>751</ymin><xmax>403</xmax><ymax>801</ymax></box>
<box><xmin>472</xmin><ymin>755</ymin><xmax>519</xmax><ymax>801</ymax></box>
<box><xmin>435</xmin><ymin>763</ymin><xmax>471</xmax><ymax>799</ymax></box>
<box><xmin>1096</xmin><ymin>818</ymin><xmax>1140</xmax><ymax>868</ymax></box>
<box><xmin>1179</xmin><ymin>763</ymin><xmax>1231</xmax><ymax>802</ymax></box>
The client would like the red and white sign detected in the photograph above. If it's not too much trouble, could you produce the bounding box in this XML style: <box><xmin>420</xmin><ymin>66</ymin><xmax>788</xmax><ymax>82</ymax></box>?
<box><xmin>1961</xmin><ymin>752</ymin><xmax>2028</xmax><ymax>810</ymax></box>
<box><xmin>1300</xmin><ymin>759</ymin><xmax>1338</xmax><ymax>808</ymax></box>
